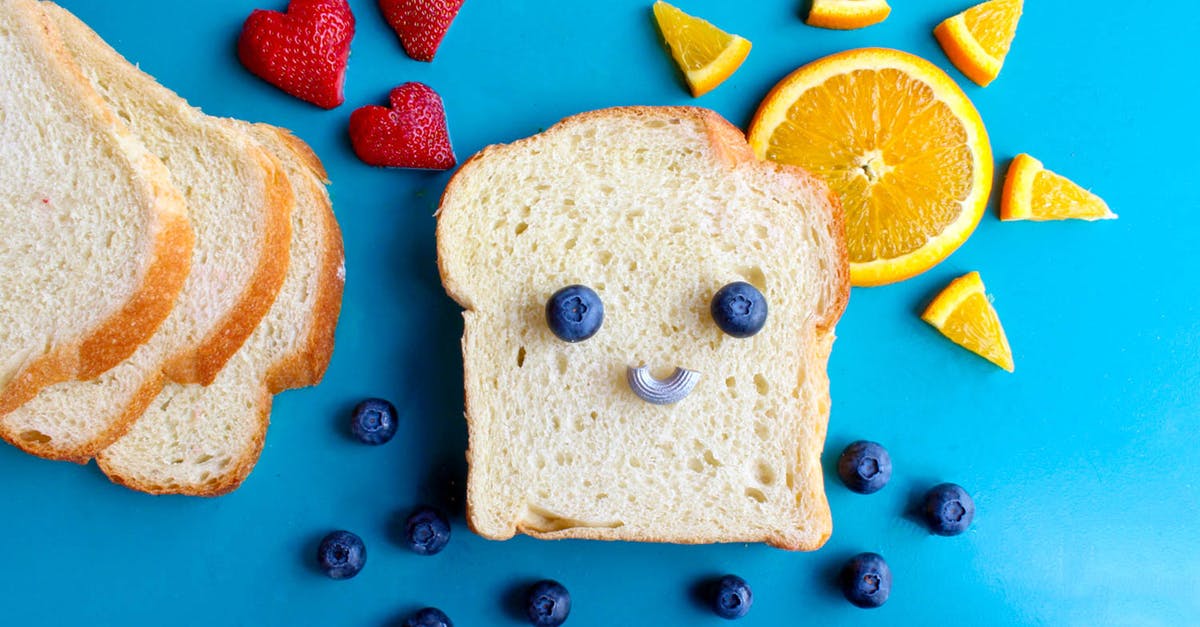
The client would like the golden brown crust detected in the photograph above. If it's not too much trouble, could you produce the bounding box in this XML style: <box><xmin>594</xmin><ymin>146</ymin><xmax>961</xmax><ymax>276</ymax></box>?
<box><xmin>261</xmin><ymin>126</ymin><xmax>344</xmax><ymax>394</ymax></box>
<box><xmin>271</xmin><ymin>126</ymin><xmax>330</xmax><ymax>184</ymax></box>
<box><xmin>2</xmin><ymin>371</ymin><xmax>167</xmax><ymax>464</ymax></box>
<box><xmin>98</xmin><ymin>125</ymin><xmax>342</xmax><ymax>496</ymax></box>
<box><xmin>0</xmin><ymin>1</ymin><xmax>192</xmax><ymax>415</ymax></box>
<box><xmin>98</xmin><ymin>388</ymin><xmax>271</xmax><ymax>497</ymax></box>
<box><xmin>442</xmin><ymin>106</ymin><xmax>849</xmax><ymax>551</ymax></box>
<box><xmin>162</xmin><ymin>144</ymin><xmax>294</xmax><ymax>386</ymax></box>
<box><xmin>77</xmin><ymin>182</ymin><xmax>194</xmax><ymax>379</ymax></box>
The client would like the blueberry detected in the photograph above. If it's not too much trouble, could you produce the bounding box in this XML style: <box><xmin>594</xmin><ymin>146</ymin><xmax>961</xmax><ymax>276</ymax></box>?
<box><xmin>546</xmin><ymin>285</ymin><xmax>604</xmax><ymax>342</ymax></box>
<box><xmin>711</xmin><ymin>282</ymin><xmax>768</xmax><ymax>338</ymax></box>
<box><xmin>839</xmin><ymin>552</ymin><xmax>891</xmax><ymax>608</ymax></box>
<box><xmin>404</xmin><ymin>506</ymin><xmax>451</xmax><ymax>555</ymax></box>
<box><xmin>712</xmin><ymin>574</ymin><xmax>753</xmax><ymax>619</ymax></box>
<box><xmin>837</xmin><ymin>440</ymin><xmax>892</xmax><ymax>494</ymax></box>
<box><xmin>350</xmin><ymin>398</ymin><xmax>397</xmax><ymax>445</ymax></box>
<box><xmin>404</xmin><ymin>607</ymin><xmax>453</xmax><ymax>627</ymax></box>
<box><xmin>316</xmin><ymin>530</ymin><xmax>366</xmax><ymax>580</ymax></box>
<box><xmin>922</xmin><ymin>483</ymin><xmax>975</xmax><ymax>536</ymax></box>
<box><xmin>526</xmin><ymin>579</ymin><xmax>571</xmax><ymax>626</ymax></box>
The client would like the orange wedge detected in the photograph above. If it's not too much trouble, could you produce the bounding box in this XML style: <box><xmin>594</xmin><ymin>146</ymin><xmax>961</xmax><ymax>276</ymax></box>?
<box><xmin>652</xmin><ymin>1</ymin><xmax>752</xmax><ymax>97</ymax></box>
<box><xmin>934</xmin><ymin>0</ymin><xmax>1024</xmax><ymax>86</ymax></box>
<box><xmin>1001</xmin><ymin>154</ymin><xmax>1116</xmax><ymax>221</ymax></box>
<box><xmin>922</xmin><ymin>271</ymin><xmax>1014</xmax><ymax>372</ymax></box>
<box><xmin>807</xmin><ymin>0</ymin><xmax>891</xmax><ymax>30</ymax></box>
<box><xmin>748</xmin><ymin>48</ymin><xmax>993</xmax><ymax>287</ymax></box>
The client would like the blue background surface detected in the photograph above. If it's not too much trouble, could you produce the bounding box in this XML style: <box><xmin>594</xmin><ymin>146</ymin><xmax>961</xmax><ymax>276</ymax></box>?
<box><xmin>3</xmin><ymin>0</ymin><xmax>1197</xmax><ymax>624</ymax></box>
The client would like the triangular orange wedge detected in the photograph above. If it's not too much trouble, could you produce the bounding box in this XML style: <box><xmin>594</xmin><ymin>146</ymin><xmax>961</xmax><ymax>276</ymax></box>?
<box><xmin>922</xmin><ymin>271</ymin><xmax>1014</xmax><ymax>372</ymax></box>
<box><xmin>934</xmin><ymin>0</ymin><xmax>1024</xmax><ymax>86</ymax></box>
<box><xmin>652</xmin><ymin>1</ymin><xmax>752</xmax><ymax>97</ymax></box>
<box><xmin>1001</xmin><ymin>154</ymin><xmax>1116</xmax><ymax>221</ymax></box>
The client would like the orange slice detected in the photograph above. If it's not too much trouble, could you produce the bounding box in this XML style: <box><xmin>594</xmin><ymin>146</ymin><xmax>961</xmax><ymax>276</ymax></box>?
<box><xmin>934</xmin><ymin>0</ymin><xmax>1024</xmax><ymax>87</ymax></box>
<box><xmin>652</xmin><ymin>1</ymin><xmax>752</xmax><ymax>97</ymax></box>
<box><xmin>748</xmin><ymin>48</ymin><xmax>993</xmax><ymax>287</ymax></box>
<box><xmin>922</xmin><ymin>271</ymin><xmax>1014</xmax><ymax>372</ymax></box>
<box><xmin>1001</xmin><ymin>154</ymin><xmax>1116</xmax><ymax>221</ymax></box>
<box><xmin>807</xmin><ymin>0</ymin><xmax>891</xmax><ymax>30</ymax></box>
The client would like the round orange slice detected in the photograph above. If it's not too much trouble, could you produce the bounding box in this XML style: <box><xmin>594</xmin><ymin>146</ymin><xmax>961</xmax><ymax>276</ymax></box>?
<box><xmin>807</xmin><ymin>0</ymin><xmax>891</xmax><ymax>30</ymax></box>
<box><xmin>652</xmin><ymin>1</ymin><xmax>752</xmax><ymax>97</ymax></box>
<box><xmin>748</xmin><ymin>48</ymin><xmax>993</xmax><ymax>287</ymax></box>
<box><xmin>1001</xmin><ymin>154</ymin><xmax>1116</xmax><ymax>222</ymax></box>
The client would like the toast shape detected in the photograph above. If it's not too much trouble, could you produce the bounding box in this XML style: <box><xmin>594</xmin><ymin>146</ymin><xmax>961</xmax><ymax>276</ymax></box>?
<box><xmin>437</xmin><ymin>107</ymin><xmax>849</xmax><ymax>550</ymax></box>
<box><xmin>0</xmin><ymin>0</ymin><xmax>191</xmax><ymax>406</ymax></box>
<box><xmin>98</xmin><ymin>125</ymin><xmax>344</xmax><ymax>495</ymax></box>
<box><xmin>0</xmin><ymin>3</ymin><xmax>293</xmax><ymax>461</ymax></box>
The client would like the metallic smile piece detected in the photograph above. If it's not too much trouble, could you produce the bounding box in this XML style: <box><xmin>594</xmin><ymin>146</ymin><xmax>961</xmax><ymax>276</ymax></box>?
<box><xmin>626</xmin><ymin>365</ymin><xmax>701</xmax><ymax>405</ymax></box>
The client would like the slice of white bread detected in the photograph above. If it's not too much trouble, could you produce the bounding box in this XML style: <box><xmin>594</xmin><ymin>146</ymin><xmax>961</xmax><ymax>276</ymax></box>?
<box><xmin>0</xmin><ymin>0</ymin><xmax>192</xmax><ymax>407</ymax></box>
<box><xmin>437</xmin><ymin>107</ymin><xmax>849</xmax><ymax>550</ymax></box>
<box><xmin>0</xmin><ymin>2</ymin><xmax>293</xmax><ymax>462</ymax></box>
<box><xmin>97</xmin><ymin>124</ymin><xmax>344</xmax><ymax>496</ymax></box>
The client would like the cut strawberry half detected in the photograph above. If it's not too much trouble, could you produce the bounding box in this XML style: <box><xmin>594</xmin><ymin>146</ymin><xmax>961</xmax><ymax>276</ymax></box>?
<box><xmin>238</xmin><ymin>0</ymin><xmax>356</xmax><ymax>109</ymax></box>
<box><xmin>348</xmin><ymin>82</ymin><xmax>456</xmax><ymax>170</ymax></box>
<box><xmin>379</xmin><ymin>0</ymin><xmax>464</xmax><ymax>62</ymax></box>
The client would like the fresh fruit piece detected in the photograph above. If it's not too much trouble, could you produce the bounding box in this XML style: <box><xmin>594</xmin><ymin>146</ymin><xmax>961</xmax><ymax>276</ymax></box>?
<box><xmin>652</xmin><ymin>1</ymin><xmax>752</xmax><ymax>97</ymax></box>
<box><xmin>351</xmin><ymin>398</ymin><xmax>398</xmax><ymax>445</ymax></box>
<box><xmin>317</xmin><ymin>530</ymin><xmax>366</xmax><ymax>579</ymax></box>
<box><xmin>379</xmin><ymin>0</ymin><xmax>464</xmax><ymax>62</ymax></box>
<box><xmin>934</xmin><ymin>0</ymin><xmax>1023</xmax><ymax>87</ymax></box>
<box><xmin>404</xmin><ymin>607</ymin><xmax>454</xmax><ymax>627</ymax></box>
<box><xmin>711</xmin><ymin>282</ymin><xmax>768</xmax><ymax>338</ymax></box>
<box><xmin>837</xmin><ymin>440</ymin><xmax>892</xmax><ymax>494</ymax></box>
<box><xmin>840</xmin><ymin>552</ymin><xmax>891</xmax><ymax>608</ymax></box>
<box><xmin>922</xmin><ymin>271</ymin><xmax>1014</xmax><ymax>372</ymax></box>
<box><xmin>238</xmin><ymin>0</ymin><xmax>356</xmax><ymax>109</ymax></box>
<box><xmin>749</xmin><ymin>48</ymin><xmax>993</xmax><ymax>287</ymax></box>
<box><xmin>922</xmin><ymin>482</ymin><xmax>975</xmax><ymax>536</ymax></box>
<box><xmin>807</xmin><ymin>0</ymin><xmax>891</xmax><ymax>30</ymax></box>
<box><xmin>526</xmin><ymin>580</ymin><xmax>571</xmax><ymax>627</ymax></box>
<box><xmin>546</xmin><ymin>285</ymin><xmax>604</xmax><ymax>343</ymax></box>
<box><xmin>348</xmin><ymin>82</ymin><xmax>456</xmax><ymax>169</ymax></box>
<box><xmin>712</xmin><ymin>574</ymin><xmax>753</xmax><ymax>619</ymax></box>
<box><xmin>1001</xmin><ymin>153</ymin><xmax>1116</xmax><ymax>222</ymax></box>
<box><xmin>404</xmin><ymin>506</ymin><xmax>451</xmax><ymax>555</ymax></box>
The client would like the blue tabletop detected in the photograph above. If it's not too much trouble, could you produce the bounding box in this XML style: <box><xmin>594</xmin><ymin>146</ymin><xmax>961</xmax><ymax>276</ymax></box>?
<box><xmin>4</xmin><ymin>1</ymin><xmax>1197</xmax><ymax>624</ymax></box>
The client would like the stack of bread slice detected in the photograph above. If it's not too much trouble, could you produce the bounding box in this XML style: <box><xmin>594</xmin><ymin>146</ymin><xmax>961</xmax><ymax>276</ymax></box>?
<box><xmin>0</xmin><ymin>0</ymin><xmax>343</xmax><ymax>495</ymax></box>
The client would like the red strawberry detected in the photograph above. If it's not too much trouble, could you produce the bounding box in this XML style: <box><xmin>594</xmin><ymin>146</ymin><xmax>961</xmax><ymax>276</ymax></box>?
<box><xmin>379</xmin><ymin>0</ymin><xmax>465</xmax><ymax>62</ymax></box>
<box><xmin>238</xmin><ymin>0</ymin><xmax>356</xmax><ymax>109</ymax></box>
<box><xmin>349</xmin><ymin>83</ymin><xmax>456</xmax><ymax>170</ymax></box>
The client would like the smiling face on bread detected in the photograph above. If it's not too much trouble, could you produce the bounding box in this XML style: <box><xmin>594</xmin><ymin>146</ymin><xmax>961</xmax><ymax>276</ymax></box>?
<box><xmin>544</xmin><ymin>277</ymin><xmax>770</xmax><ymax>405</ymax></box>
<box><xmin>438</xmin><ymin>108</ymin><xmax>847</xmax><ymax>549</ymax></box>
<box><xmin>526</xmin><ymin>254</ymin><xmax>780</xmax><ymax>410</ymax></box>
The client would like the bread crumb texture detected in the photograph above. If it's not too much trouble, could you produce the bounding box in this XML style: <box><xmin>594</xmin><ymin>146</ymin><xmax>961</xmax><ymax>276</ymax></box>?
<box><xmin>438</xmin><ymin>107</ymin><xmax>848</xmax><ymax>550</ymax></box>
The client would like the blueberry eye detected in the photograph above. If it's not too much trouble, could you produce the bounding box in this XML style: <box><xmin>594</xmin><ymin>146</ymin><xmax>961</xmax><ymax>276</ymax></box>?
<box><xmin>711</xmin><ymin>282</ymin><xmax>768</xmax><ymax>338</ymax></box>
<box><xmin>546</xmin><ymin>285</ymin><xmax>604</xmax><ymax>342</ymax></box>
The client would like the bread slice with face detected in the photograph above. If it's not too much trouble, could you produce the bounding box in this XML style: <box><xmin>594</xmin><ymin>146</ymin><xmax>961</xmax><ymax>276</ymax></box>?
<box><xmin>437</xmin><ymin>107</ymin><xmax>848</xmax><ymax>550</ymax></box>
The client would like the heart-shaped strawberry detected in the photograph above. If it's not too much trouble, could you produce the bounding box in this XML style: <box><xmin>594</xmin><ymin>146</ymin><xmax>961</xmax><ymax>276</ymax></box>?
<box><xmin>238</xmin><ymin>0</ymin><xmax>356</xmax><ymax>109</ymax></box>
<box><xmin>379</xmin><ymin>0</ymin><xmax>465</xmax><ymax>62</ymax></box>
<box><xmin>349</xmin><ymin>83</ymin><xmax>456</xmax><ymax>170</ymax></box>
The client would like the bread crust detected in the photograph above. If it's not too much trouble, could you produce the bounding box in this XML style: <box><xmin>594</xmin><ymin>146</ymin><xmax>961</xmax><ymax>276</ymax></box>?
<box><xmin>100</xmin><ymin>388</ymin><xmax>271</xmax><ymax>497</ymax></box>
<box><xmin>0</xmin><ymin>142</ymin><xmax>291</xmax><ymax>462</ymax></box>
<box><xmin>260</xmin><ymin>126</ymin><xmax>344</xmax><ymax>394</ymax></box>
<box><xmin>96</xmin><ymin>125</ymin><xmax>343</xmax><ymax>496</ymax></box>
<box><xmin>163</xmin><ymin>142</ymin><xmax>294</xmax><ymax>386</ymax></box>
<box><xmin>0</xmin><ymin>5</ymin><xmax>298</xmax><ymax>464</ymax></box>
<box><xmin>0</xmin><ymin>0</ymin><xmax>193</xmax><ymax>415</ymax></box>
<box><xmin>440</xmin><ymin>106</ymin><xmax>850</xmax><ymax>551</ymax></box>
